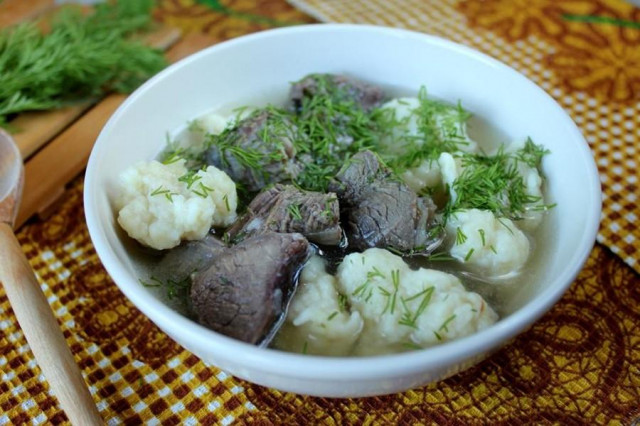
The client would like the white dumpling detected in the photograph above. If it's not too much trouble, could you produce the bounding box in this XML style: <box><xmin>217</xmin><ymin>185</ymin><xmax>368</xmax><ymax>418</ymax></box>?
<box><xmin>378</xmin><ymin>97</ymin><xmax>478</xmax><ymax>194</ymax></box>
<box><xmin>446</xmin><ymin>209</ymin><xmax>530</xmax><ymax>277</ymax></box>
<box><xmin>115</xmin><ymin>159</ymin><xmax>237</xmax><ymax>250</ymax></box>
<box><xmin>336</xmin><ymin>248</ymin><xmax>497</xmax><ymax>355</ymax></box>
<box><xmin>278</xmin><ymin>256</ymin><xmax>363</xmax><ymax>356</ymax></box>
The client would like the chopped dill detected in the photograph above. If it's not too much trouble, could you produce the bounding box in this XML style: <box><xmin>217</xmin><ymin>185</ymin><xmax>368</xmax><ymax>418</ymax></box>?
<box><xmin>162</xmin><ymin>150</ymin><xmax>184</xmax><ymax>165</ymax></box>
<box><xmin>426</xmin><ymin>252</ymin><xmax>455</xmax><ymax>262</ymax></box>
<box><xmin>327</xmin><ymin>311</ymin><xmax>339</xmax><ymax>321</ymax></box>
<box><xmin>187</xmin><ymin>119</ymin><xmax>205</xmax><ymax>133</ymax></box>
<box><xmin>337</xmin><ymin>293</ymin><xmax>348</xmax><ymax>311</ymax></box>
<box><xmin>464</xmin><ymin>248</ymin><xmax>475</xmax><ymax>262</ymax></box>
<box><xmin>390</xmin><ymin>269</ymin><xmax>400</xmax><ymax>314</ymax></box>
<box><xmin>321</xmin><ymin>196</ymin><xmax>337</xmax><ymax>219</ymax></box>
<box><xmin>443</xmin><ymin>142</ymin><xmax>554</xmax><ymax>222</ymax></box>
<box><xmin>150</xmin><ymin>185</ymin><xmax>175</xmax><ymax>202</ymax></box>
<box><xmin>489</xmin><ymin>245</ymin><xmax>497</xmax><ymax>254</ymax></box>
<box><xmin>222</xmin><ymin>194</ymin><xmax>231</xmax><ymax>211</ymax></box>
<box><xmin>354</xmin><ymin>266</ymin><xmax>387</xmax><ymax>299</ymax></box>
<box><xmin>287</xmin><ymin>203</ymin><xmax>303</xmax><ymax>220</ymax></box>
<box><xmin>140</xmin><ymin>275</ymin><xmax>191</xmax><ymax>307</ymax></box>
<box><xmin>378</xmin><ymin>286</ymin><xmax>392</xmax><ymax>314</ymax></box>
<box><xmin>178</xmin><ymin>170</ymin><xmax>201</xmax><ymax>189</ymax></box>
<box><xmin>515</xmin><ymin>137</ymin><xmax>550</xmax><ymax>169</ymax></box>
<box><xmin>478</xmin><ymin>229</ymin><xmax>486</xmax><ymax>246</ymax></box>
<box><xmin>399</xmin><ymin>286</ymin><xmax>434</xmax><ymax>329</ymax></box>
<box><xmin>439</xmin><ymin>314</ymin><xmax>456</xmax><ymax>332</ymax></box>
<box><xmin>139</xmin><ymin>278</ymin><xmax>161</xmax><ymax>288</ymax></box>
<box><xmin>402</xmin><ymin>342</ymin><xmax>422</xmax><ymax>351</ymax></box>
<box><xmin>368</xmin><ymin>267</ymin><xmax>386</xmax><ymax>280</ymax></box>
<box><xmin>455</xmin><ymin>227</ymin><xmax>467</xmax><ymax>245</ymax></box>
<box><xmin>290</xmin><ymin>74</ymin><xmax>381</xmax><ymax>192</ymax></box>
<box><xmin>433</xmin><ymin>331</ymin><xmax>443</xmax><ymax>341</ymax></box>
<box><xmin>302</xmin><ymin>341</ymin><xmax>308</xmax><ymax>354</ymax></box>
<box><xmin>191</xmin><ymin>182</ymin><xmax>214</xmax><ymax>198</ymax></box>
<box><xmin>376</xmin><ymin>86</ymin><xmax>473</xmax><ymax>175</ymax></box>
<box><xmin>215</xmin><ymin>138</ymin><xmax>264</xmax><ymax>171</ymax></box>
<box><xmin>377</xmin><ymin>270</ymin><xmax>400</xmax><ymax>315</ymax></box>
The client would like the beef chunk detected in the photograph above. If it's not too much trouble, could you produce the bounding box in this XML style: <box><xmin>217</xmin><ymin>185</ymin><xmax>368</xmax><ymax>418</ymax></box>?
<box><xmin>152</xmin><ymin>234</ymin><xmax>225</xmax><ymax>284</ymax></box>
<box><xmin>290</xmin><ymin>74</ymin><xmax>384</xmax><ymax>113</ymax></box>
<box><xmin>227</xmin><ymin>184</ymin><xmax>342</xmax><ymax>246</ymax></box>
<box><xmin>205</xmin><ymin>109</ymin><xmax>302</xmax><ymax>192</ymax></box>
<box><xmin>329</xmin><ymin>151</ymin><xmax>441</xmax><ymax>253</ymax></box>
<box><xmin>190</xmin><ymin>233</ymin><xmax>311</xmax><ymax>345</ymax></box>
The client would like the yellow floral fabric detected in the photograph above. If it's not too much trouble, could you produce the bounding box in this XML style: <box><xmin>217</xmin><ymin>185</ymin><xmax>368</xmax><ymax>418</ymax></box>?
<box><xmin>1</xmin><ymin>0</ymin><xmax>640</xmax><ymax>424</ymax></box>
<box><xmin>291</xmin><ymin>0</ymin><xmax>640</xmax><ymax>273</ymax></box>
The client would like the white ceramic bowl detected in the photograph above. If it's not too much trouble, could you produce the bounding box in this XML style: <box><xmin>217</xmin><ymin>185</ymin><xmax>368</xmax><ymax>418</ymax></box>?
<box><xmin>84</xmin><ymin>24</ymin><xmax>601</xmax><ymax>397</ymax></box>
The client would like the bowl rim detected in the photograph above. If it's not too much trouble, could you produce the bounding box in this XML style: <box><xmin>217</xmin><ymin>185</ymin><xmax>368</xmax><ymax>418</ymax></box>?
<box><xmin>84</xmin><ymin>23</ymin><xmax>602</xmax><ymax>382</ymax></box>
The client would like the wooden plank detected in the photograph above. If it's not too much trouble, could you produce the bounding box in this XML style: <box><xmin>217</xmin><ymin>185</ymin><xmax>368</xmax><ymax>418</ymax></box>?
<box><xmin>16</xmin><ymin>94</ymin><xmax>126</xmax><ymax>227</ymax></box>
<box><xmin>16</xmin><ymin>32</ymin><xmax>219</xmax><ymax>227</ymax></box>
<box><xmin>11</xmin><ymin>25</ymin><xmax>182</xmax><ymax>160</ymax></box>
<box><xmin>0</xmin><ymin>0</ymin><xmax>55</xmax><ymax>28</ymax></box>
<box><xmin>13</xmin><ymin>104</ymin><xmax>94</xmax><ymax>159</ymax></box>
<box><xmin>165</xmin><ymin>31</ymin><xmax>219</xmax><ymax>63</ymax></box>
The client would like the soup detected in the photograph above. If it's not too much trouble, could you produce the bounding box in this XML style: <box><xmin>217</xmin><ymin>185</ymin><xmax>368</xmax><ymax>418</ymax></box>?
<box><xmin>112</xmin><ymin>74</ymin><xmax>554</xmax><ymax>356</ymax></box>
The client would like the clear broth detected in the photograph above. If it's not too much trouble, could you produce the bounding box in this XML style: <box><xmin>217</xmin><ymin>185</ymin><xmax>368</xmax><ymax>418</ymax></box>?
<box><xmin>128</xmin><ymin>83</ymin><xmax>555</xmax><ymax>353</ymax></box>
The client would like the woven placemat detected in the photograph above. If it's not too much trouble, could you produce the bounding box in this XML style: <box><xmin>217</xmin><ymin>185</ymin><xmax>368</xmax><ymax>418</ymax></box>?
<box><xmin>1</xmin><ymin>0</ymin><xmax>639</xmax><ymax>424</ymax></box>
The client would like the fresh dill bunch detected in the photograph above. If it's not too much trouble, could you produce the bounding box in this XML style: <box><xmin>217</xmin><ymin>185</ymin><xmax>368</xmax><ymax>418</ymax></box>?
<box><xmin>444</xmin><ymin>142</ymin><xmax>553</xmax><ymax>221</ymax></box>
<box><xmin>0</xmin><ymin>0</ymin><xmax>166</xmax><ymax>128</ymax></box>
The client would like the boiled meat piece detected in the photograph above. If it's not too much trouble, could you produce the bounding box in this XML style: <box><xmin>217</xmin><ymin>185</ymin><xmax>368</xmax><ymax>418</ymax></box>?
<box><xmin>190</xmin><ymin>233</ymin><xmax>311</xmax><ymax>345</ymax></box>
<box><xmin>329</xmin><ymin>150</ymin><xmax>441</xmax><ymax>253</ymax></box>
<box><xmin>290</xmin><ymin>74</ymin><xmax>385</xmax><ymax>113</ymax></box>
<box><xmin>205</xmin><ymin>109</ymin><xmax>302</xmax><ymax>192</ymax></box>
<box><xmin>227</xmin><ymin>184</ymin><xmax>342</xmax><ymax>246</ymax></box>
<box><xmin>152</xmin><ymin>234</ymin><xmax>225</xmax><ymax>284</ymax></box>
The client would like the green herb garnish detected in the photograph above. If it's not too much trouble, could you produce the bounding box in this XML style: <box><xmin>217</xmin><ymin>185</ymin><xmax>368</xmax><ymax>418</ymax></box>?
<box><xmin>191</xmin><ymin>182</ymin><xmax>214</xmax><ymax>198</ymax></box>
<box><xmin>0</xmin><ymin>0</ymin><xmax>166</xmax><ymax>129</ymax></box>
<box><xmin>150</xmin><ymin>185</ymin><xmax>176</xmax><ymax>202</ymax></box>
<box><xmin>464</xmin><ymin>248</ymin><xmax>475</xmax><ymax>262</ymax></box>
<box><xmin>478</xmin><ymin>229</ymin><xmax>486</xmax><ymax>246</ymax></box>
<box><xmin>178</xmin><ymin>170</ymin><xmax>202</xmax><ymax>189</ymax></box>
<box><xmin>439</xmin><ymin>314</ymin><xmax>456</xmax><ymax>332</ymax></box>
<box><xmin>455</xmin><ymin>227</ymin><xmax>467</xmax><ymax>245</ymax></box>
<box><xmin>399</xmin><ymin>286</ymin><xmax>434</xmax><ymax>329</ymax></box>
<box><xmin>287</xmin><ymin>203</ymin><xmax>303</xmax><ymax>220</ymax></box>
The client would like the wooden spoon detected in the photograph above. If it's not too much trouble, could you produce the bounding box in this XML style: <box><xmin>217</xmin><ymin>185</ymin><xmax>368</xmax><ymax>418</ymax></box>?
<box><xmin>0</xmin><ymin>129</ymin><xmax>102</xmax><ymax>425</ymax></box>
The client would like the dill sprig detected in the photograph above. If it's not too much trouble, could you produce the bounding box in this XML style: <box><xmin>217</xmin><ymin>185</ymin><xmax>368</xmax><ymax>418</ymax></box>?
<box><xmin>444</xmin><ymin>142</ymin><xmax>554</xmax><ymax>221</ymax></box>
<box><xmin>291</xmin><ymin>74</ymin><xmax>382</xmax><ymax>192</ymax></box>
<box><xmin>376</xmin><ymin>87</ymin><xmax>472</xmax><ymax>175</ymax></box>
<box><xmin>150</xmin><ymin>185</ymin><xmax>176</xmax><ymax>202</ymax></box>
<box><xmin>0</xmin><ymin>0</ymin><xmax>167</xmax><ymax>129</ymax></box>
<box><xmin>399</xmin><ymin>286</ymin><xmax>435</xmax><ymax>329</ymax></box>
<box><xmin>439</xmin><ymin>314</ymin><xmax>456</xmax><ymax>332</ymax></box>
<box><xmin>287</xmin><ymin>203</ymin><xmax>303</xmax><ymax>220</ymax></box>
<box><xmin>379</xmin><ymin>269</ymin><xmax>400</xmax><ymax>315</ymax></box>
<box><xmin>140</xmin><ymin>275</ymin><xmax>191</xmax><ymax>306</ymax></box>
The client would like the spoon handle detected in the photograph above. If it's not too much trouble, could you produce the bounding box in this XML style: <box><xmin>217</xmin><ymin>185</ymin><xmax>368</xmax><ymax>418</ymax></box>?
<box><xmin>0</xmin><ymin>223</ymin><xmax>102</xmax><ymax>425</ymax></box>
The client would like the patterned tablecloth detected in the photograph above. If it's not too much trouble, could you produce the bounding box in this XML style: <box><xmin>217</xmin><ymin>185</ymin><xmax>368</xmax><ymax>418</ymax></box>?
<box><xmin>1</xmin><ymin>0</ymin><xmax>639</xmax><ymax>424</ymax></box>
